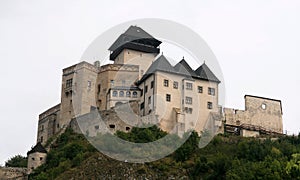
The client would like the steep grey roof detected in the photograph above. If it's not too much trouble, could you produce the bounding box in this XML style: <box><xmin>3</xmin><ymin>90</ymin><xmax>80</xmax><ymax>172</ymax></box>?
<box><xmin>145</xmin><ymin>55</ymin><xmax>176</xmax><ymax>74</ymax></box>
<box><xmin>123</xmin><ymin>25</ymin><xmax>154</xmax><ymax>39</ymax></box>
<box><xmin>194</xmin><ymin>63</ymin><xmax>220</xmax><ymax>83</ymax></box>
<box><xmin>138</xmin><ymin>56</ymin><xmax>221</xmax><ymax>85</ymax></box>
<box><xmin>27</xmin><ymin>142</ymin><xmax>47</xmax><ymax>155</ymax></box>
<box><xmin>174</xmin><ymin>58</ymin><xmax>197</xmax><ymax>77</ymax></box>
<box><xmin>108</xmin><ymin>26</ymin><xmax>161</xmax><ymax>51</ymax></box>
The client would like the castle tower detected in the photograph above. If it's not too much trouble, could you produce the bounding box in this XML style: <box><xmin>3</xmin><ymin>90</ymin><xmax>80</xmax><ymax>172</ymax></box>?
<box><xmin>60</xmin><ymin>62</ymin><xmax>98</xmax><ymax>128</ymax></box>
<box><xmin>108</xmin><ymin>25</ymin><xmax>162</xmax><ymax>79</ymax></box>
<box><xmin>27</xmin><ymin>142</ymin><xmax>47</xmax><ymax>174</ymax></box>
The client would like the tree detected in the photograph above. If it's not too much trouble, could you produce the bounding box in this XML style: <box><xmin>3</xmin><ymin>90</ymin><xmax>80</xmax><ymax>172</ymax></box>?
<box><xmin>5</xmin><ymin>155</ymin><xmax>27</xmax><ymax>167</ymax></box>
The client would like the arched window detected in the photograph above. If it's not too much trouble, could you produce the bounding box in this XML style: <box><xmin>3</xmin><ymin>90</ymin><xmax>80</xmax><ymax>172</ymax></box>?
<box><xmin>126</xmin><ymin>91</ymin><xmax>131</xmax><ymax>97</ymax></box>
<box><xmin>119</xmin><ymin>91</ymin><xmax>124</xmax><ymax>97</ymax></box>
<box><xmin>112</xmin><ymin>91</ymin><xmax>118</xmax><ymax>97</ymax></box>
<box><xmin>132</xmin><ymin>91</ymin><xmax>137</xmax><ymax>98</ymax></box>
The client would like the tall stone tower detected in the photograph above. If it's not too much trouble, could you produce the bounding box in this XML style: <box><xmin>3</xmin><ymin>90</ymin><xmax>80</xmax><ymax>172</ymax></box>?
<box><xmin>108</xmin><ymin>25</ymin><xmax>162</xmax><ymax>79</ymax></box>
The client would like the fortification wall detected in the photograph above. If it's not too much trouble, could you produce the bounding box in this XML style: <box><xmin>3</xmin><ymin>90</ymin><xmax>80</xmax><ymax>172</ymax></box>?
<box><xmin>0</xmin><ymin>167</ymin><xmax>27</xmax><ymax>180</ymax></box>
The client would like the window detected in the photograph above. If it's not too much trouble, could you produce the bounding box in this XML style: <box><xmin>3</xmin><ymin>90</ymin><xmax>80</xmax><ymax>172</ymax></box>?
<box><xmin>126</xmin><ymin>91</ymin><xmax>131</xmax><ymax>97</ymax></box>
<box><xmin>185</xmin><ymin>107</ymin><xmax>193</xmax><ymax>114</ymax></box>
<box><xmin>133</xmin><ymin>91</ymin><xmax>137</xmax><ymax>98</ymax></box>
<box><xmin>262</xmin><ymin>103</ymin><xmax>266</xmax><ymax>110</ymax></box>
<box><xmin>140</xmin><ymin>89</ymin><xmax>143</xmax><ymax>96</ymax></box>
<box><xmin>186</xmin><ymin>82</ymin><xmax>193</xmax><ymax>90</ymax></box>
<box><xmin>66</xmin><ymin>79</ymin><xmax>72</xmax><ymax>88</ymax></box>
<box><xmin>109</xmin><ymin>124</ymin><xmax>115</xmax><ymax>129</ymax></box>
<box><xmin>40</xmin><ymin>136</ymin><xmax>43</xmax><ymax>143</ymax></box>
<box><xmin>208</xmin><ymin>87</ymin><xmax>215</xmax><ymax>96</ymax></box>
<box><xmin>173</xmin><ymin>81</ymin><xmax>178</xmax><ymax>89</ymax></box>
<box><xmin>97</xmin><ymin>84</ymin><xmax>101</xmax><ymax>94</ymax></box>
<box><xmin>207</xmin><ymin>102</ymin><xmax>213</xmax><ymax>109</ymax></box>
<box><xmin>110</xmin><ymin>80</ymin><xmax>114</xmax><ymax>87</ymax></box>
<box><xmin>126</xmin><ymin>127</ymin><xmax>130</xmax><ymax>131</ymax></box>
<box><xmin>140</xmin><ymin>102</ymin><xmax>144</xmax><ymax>110</ymax></box>
<box><xmin>41</xmin><ymin>125</ymin><xmax>44</xmax><ymax>131</ymax></box>
<box><xmin>112</xmin><ymin>91</ymin><xmax>118</xmax><ymax>97</ymax></box>
<box><xmin>164</xmin><ymin>79</ymin><xmax>169</xmax><ymax>87</ymax></box>
<box><xmin>151</xmin><ymin>81</ymin><xmax>154</xmax><ymax>88</ymax></box>
<box><xmin>87</xmin><ymin>81</ymin><xmax>91</xmax><ymax>88</ymax></box>
<box><xmin>185</xmin><ymin>97</ymin><xmax>193</xmax><ymax>104</ymax></box>
<box><xmin>166</xmin><ymin>94</ymin><xmax>171</xmax><ymax>102</ymax></box>
<box><xmin>57</xmin><ymin>124</ymin><xmax>59</xmax><ymax>128</ymax></box>
<box><xmin>119</xmin><ymin>91</ymin><xmax>124</xmax><ymax>97</ymax></box>
<box><xmin>95</xmin><ymin>125</ymin><xmax>99</xmax><ymax>130</ymax></box>
<box><xmin>198</xmin><ymin>86</ymin><xmax>203</xmax><ymax>93</ymax></box>
<box><xmin>32</xmin><ymin>157</ymin><xmax>35</xmax><ymax>161</ymax></box>
<box><xmin>40</xmin><ymin>157</ymin><xmax>43</xmax><ymax>161</ymax></box>
<box><xmin>148</xmin><ymin>96</ymin><xmax>151</xmax><ymax>104</ymax></box>
<box><xmin>145</xmin><ymin>86</ymin><xmax>148</xmax><ymax>93</ymax></box>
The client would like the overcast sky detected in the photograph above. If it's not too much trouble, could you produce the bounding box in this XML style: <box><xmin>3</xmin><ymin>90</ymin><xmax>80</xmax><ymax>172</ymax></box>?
<box><xmin>1</xmin><ymin>0</ymin><xmax>300</xmax><ymax>165</ymax></box>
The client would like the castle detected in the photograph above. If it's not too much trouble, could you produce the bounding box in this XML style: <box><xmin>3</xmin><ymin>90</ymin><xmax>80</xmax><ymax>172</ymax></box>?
<box><xmin>26</xmin><ymin>25</ymin><xmax>283</xmax><ymax>173</ymax></box>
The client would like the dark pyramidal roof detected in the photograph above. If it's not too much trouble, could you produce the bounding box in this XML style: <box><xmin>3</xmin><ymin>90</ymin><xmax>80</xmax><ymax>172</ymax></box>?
<box><xmin>27</xmin><ymin>142</ymin><xmax>47</xmax><ymax>155</ymax></box>
<box><xmin>174</xmin><ymin>58</ymin><xmax>197</xmax><ymax>77</ymax></box>
<box><xmin>139</xmin><ymin>55</ymin><xmax>220</xmax><ymax>84</ymax></box>
<box><xmin>145</xmin><ymin>55</ymin><xmax>176</xmax><ymax>74</ymax></box>
<box><xmin>108</xmin><ymin>25</ymin><xmax>161</xmax><ymax>52</ymax></box>
<box><xmin>194</xmin><ymin>63</ymin><xmax>220</xmax><ymax>83</ymax></box>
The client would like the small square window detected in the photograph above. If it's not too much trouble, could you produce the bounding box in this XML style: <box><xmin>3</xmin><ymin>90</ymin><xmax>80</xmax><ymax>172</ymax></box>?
<box><xmin>164</xmin><ymin>79</ymin><xmax>169</xmax><ymax>87</ymax></box>
<box><xmin>173</xmin><ymin>81</ymin><xmax>178</xmax><ymax>89</ymax></box>
<box><xmin>207</xmin><ymin>102</ymin><xmax>213</xmax><ymax>109</ymax></box>
<box><xmin>66</xmin><ymin>79</ymin><xmax>73</xmax><ymax>88</ymax></box>
<box><xmin>198</xmin><ymin>86</ymin><xmax>203</xmax><ymax>93</ymax></box>
<box><xmin>185</xmin><ymin>97</ymin><xmax>192</xmax><ymax>104</ymax></box>
<box><xmin>166</xmin><ymin>94</ymin><xmax>171</xmax><ymax>102</ymax></box>
<box><xmin>208</xmin><ymin>87</ymin><xmax>215</xmax><ymax>96</ymax></box>
<box><xmin>186</xmin><ymin>82</ymin><xmax>193</xmax><ymax>90</ymax></box>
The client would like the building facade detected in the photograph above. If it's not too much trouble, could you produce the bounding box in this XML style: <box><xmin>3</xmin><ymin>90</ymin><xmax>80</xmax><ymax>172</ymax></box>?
<box><xmin>35</xmin><ymin>25</ymin><xmax>283</xmax><ymax>145</ymax></box>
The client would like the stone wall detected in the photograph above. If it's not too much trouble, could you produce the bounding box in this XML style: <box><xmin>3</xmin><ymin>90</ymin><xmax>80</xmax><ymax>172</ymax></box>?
<box><xmin>0</xmin><ymin>167</ymin><xmax>27</xmax><ymax>180</ymax></box>
<box><xmin>224</xmin><ymin>95</ymin><xmax>283</xmax><ymax>135</ymax></box>
<box><xmin>37</xmin><ymin>104</ymin><xmax>60</xmax><ymax>145</ymax></box>
<box><xmin>70</xmin><ymin>102</ymin><xmax>158</xmax><ymax>137</ymax></box>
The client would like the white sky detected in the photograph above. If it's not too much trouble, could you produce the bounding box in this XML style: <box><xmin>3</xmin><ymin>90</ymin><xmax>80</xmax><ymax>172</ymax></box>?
<box><xmin>1</xmin><ymin>0</ymin><xmax>300</xmax><ymax>165</ymax></box>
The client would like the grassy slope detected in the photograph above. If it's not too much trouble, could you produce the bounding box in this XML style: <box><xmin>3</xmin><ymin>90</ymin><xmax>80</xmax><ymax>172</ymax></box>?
<box><xmin>30</xmin><ymin>127</ymin><xmax>300</xmax><ymax>179</ymax></box>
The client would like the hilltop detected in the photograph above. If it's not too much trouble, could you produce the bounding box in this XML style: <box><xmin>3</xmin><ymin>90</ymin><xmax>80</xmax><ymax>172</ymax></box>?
<box><xmin>27</xmin><ymin>127</ymin><xmax>300</xmax><ymax>179</ymax></box>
